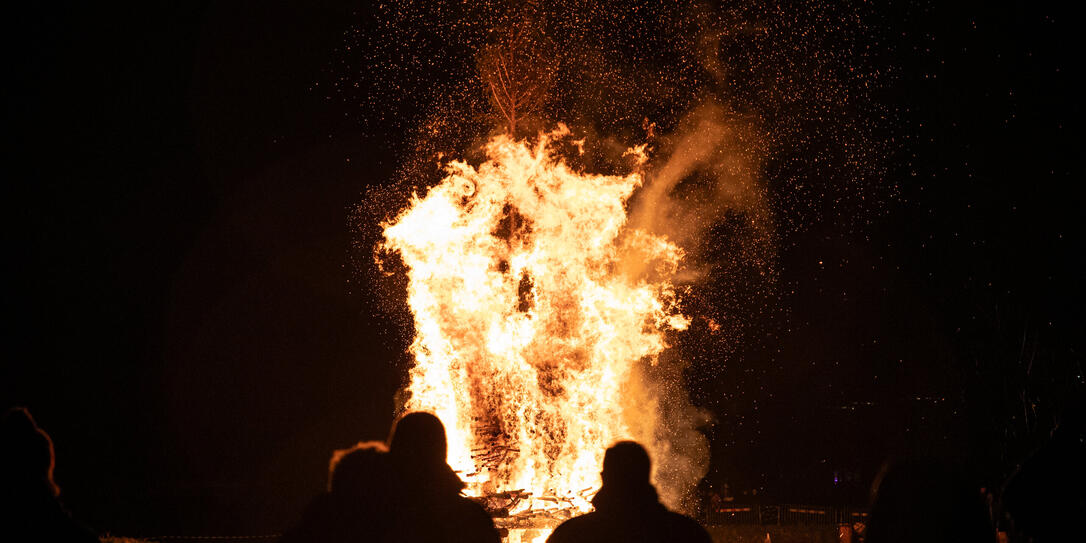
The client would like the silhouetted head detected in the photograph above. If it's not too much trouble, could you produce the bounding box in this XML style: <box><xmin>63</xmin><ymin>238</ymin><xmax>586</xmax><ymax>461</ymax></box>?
<box><xmin>590</xmin><ymin>441</ymin><xmax>659</xmax><ymax>513</ymax></box>
<box><xmin>866</xmin><ymin>457</ymin><xmax>994</xmax><ymax>543</ymax></box>
<box><xmin>388</xmin><ymin>412</ymin><xmax>448</xmax><ymax>466</ymax></box>
<box><xmin>601</xmin><ymin>441</ymin><xmax>652</xmax><ymax>489</ymax></box>
<box><xmin>0</xmin><ymin>407</ymin><xmax>59</xmax><ymax>497</ymax></box>
<box><xmin>328</xmin><ymin>441</ymin><xmax>389</xmax><ymax>497</ymax></box>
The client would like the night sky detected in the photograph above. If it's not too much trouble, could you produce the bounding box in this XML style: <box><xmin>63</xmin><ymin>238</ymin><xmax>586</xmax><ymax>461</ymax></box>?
<box><xmin>3</xmin><ymin>1</ymin><xmax>1083</xmax><ymax>537</ymax></box>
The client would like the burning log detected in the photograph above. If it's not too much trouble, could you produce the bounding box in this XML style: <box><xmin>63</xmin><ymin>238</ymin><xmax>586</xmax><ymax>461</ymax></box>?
<box><xmin>474</xmin><ymin>489</ymin><xmax>532</xmax><ymax>517</ymax></box>
<box><xmin>469</xmin><ymin>419</ymin><xmax>522</xmax><ymax>474</ymax></box>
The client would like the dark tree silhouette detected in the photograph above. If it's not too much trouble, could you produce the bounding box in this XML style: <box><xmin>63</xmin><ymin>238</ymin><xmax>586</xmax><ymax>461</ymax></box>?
<box><xmin>478</xmin><ymin>17</ymin><xmax>555</xmax><ymax>137</ymax></box>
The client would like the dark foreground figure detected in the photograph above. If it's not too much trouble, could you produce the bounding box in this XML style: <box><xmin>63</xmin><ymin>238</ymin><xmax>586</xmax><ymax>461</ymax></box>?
<box><xmin>279</xmin><ymin>441</ymin><xmax>394</xmax><ymax>543</ymax></box>
<box><xmin>1002</xmin><ymin>399</ymin><xmax>1086</xmax><ymax>543</ymax></box>
<box><xmin>282</xmin><ymin>411</ymin><xmax>499</xmax><ymax>543</ymax></box>
<box><xmin>864</xmin><ymin>457</ymin><xmax>996</xmax><ymax>543</ymax></box>
<box><xmin>547</xmin><ymin>441</ymin><xmax>711</xmax><ymax>543</ymax></box>
<box><xmin>386</xmin><ymin>412</ymin><xmax>500</xmax><ymax>543</ymax></box>
<box><xmin>0</xmin><ymin>407</ymin><xmax>98</xmax><ymax>543</ymax></box>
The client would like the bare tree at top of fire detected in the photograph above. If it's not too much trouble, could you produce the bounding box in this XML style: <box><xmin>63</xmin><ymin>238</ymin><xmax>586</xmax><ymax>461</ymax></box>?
<box><xmin>478</xmin><ymin>18</ymin><xmax>555</xmax><ymax>137</ymax></box>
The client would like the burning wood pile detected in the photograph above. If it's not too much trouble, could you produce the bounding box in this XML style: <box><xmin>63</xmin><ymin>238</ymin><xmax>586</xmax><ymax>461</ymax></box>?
<box><xmin>465</xmin><ymin>420</ymin><xmax>597</xmax><ymax>528</ymax></box>
<box><xmin>467</xmin><ymin>420</ymin><xmax>519</xmax><ymax>476</ymax></box>
<box><xmin>471</xmin><ymin>488</ymin><xmax>597</xmax><ymax>530</ymax></box>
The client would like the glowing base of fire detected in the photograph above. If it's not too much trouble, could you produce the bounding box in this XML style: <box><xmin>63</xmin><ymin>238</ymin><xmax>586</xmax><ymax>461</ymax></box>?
<box><xmin>472</xmin><ymin>487</ymin><xmax>589</xmax><ymax>541</ymax></box>
<box><xmin>472</xmin><ymin>470</ymin><xmax>610</xmax><ymax>541</ymax></box>
<box><xmin>503</xmin><ymin>527</ymin><xmax>553</xmax><ymax>543</ymax></box>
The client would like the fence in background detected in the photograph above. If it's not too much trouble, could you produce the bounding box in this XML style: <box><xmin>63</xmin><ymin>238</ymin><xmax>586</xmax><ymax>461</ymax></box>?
<box><xmin>103</xmin><ymin>536</ymin><xmax>281</xmax><ymax>543</ymax></box>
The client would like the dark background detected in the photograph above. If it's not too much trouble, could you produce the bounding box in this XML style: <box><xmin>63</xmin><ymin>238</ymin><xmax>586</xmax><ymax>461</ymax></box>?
<box><xmin>3</xmin><ymin>0</ymin><xmax>1082</xmax><ymax>536</ymax></box>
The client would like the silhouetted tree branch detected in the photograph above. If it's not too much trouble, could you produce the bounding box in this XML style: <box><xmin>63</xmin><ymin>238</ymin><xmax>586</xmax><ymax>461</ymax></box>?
<box><xmin>478</xmin><ymin>19</ymin><xmax>554</xmax><ymax>136</ymax></box>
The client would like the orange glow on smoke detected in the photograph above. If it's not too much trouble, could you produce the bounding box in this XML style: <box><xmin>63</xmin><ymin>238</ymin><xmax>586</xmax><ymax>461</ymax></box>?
<box><xmin>382</xmin><ymin>125</ymin><xmax>689</xmax><ymax>520</ymax></box>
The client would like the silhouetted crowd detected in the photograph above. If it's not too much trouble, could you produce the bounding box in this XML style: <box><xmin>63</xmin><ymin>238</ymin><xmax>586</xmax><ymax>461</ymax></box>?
<box><xmin>279</xmin><ymin>413</ymin><xmax>710</xmax><ymax>543</ymax></box>
<box><xmin>280</xmin><ymin>412</ymin><xmax>501</xmax><ymax>543</ymax></box>
<box><xmin>2</xmin><ymin>403</ymin><xmax>1083</xmax><ymax>542</ymax></box>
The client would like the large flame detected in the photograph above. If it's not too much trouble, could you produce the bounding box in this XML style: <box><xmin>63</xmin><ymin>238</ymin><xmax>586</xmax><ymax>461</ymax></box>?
<box><xmin>382</xmin><ymin>125</ymin><xmax>690</xmax><ymax>519</ymax></box>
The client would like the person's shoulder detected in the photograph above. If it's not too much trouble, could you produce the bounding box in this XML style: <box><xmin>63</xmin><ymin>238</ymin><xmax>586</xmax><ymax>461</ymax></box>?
<box><xmin>299</xmin><ymin>492</ymin><xmax>340</xmax><ymax>519</ymax></box>
<box><xmin>36</xmin><ymin>500</ymin><xmax>99</xmax><ymax>543</ymax></box>
<box><xmin>664</xmin><ymin>511</ymin><xmax>712</xmax><ymax>543</ymax></box>
<box><xmin>454</xmin><ymin>494</ymin><xmax>493</xmax><ymax>518</ymax></box>
<box><xmin>555</xmin><ymin>512</ymin><xmax>600</xmax><ymax>529</ymax></box>
<box><xmin>279</xmin><ymin>493</ymin><xmax>334</xmax><ymax>543</ymax></box>
<box><xmin>451</xmin><ymin>495</ymin><xmax>502</xmax><ymax>541</ymax></box>
<box><xmin>547</xmin><ymin>513</ymin><xmax>601</xmax><ymax>543</ymax></box>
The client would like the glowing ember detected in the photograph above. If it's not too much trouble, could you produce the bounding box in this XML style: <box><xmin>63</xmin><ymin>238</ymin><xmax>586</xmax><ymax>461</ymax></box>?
<box><xmin>382</xmin><ymin>125</ymin><xmax>691</xmax><ymax>521</ymax></box>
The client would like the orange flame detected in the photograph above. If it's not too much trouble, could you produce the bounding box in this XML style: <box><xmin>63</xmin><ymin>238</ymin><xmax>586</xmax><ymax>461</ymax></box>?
<box><xmin>382</xmin><ymin>125</ymin><xmax>690</xmax><ymax>520</ymax></box>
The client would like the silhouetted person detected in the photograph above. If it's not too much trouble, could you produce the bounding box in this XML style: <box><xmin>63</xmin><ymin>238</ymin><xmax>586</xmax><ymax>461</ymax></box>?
<box><xmin>0</xmin><ymin>407</ymin><xmax>98</xmax><ymax>543</ymax></box>
<box><xmin>280</xmin><ymin>441</ymin><xmax>394</xmax><ymax>543</ymax></box>
<box><xmin>386</xmin><ymin>411</ymin><xmax>500</xmax><ymax>543</ymax></box>
<box><xmin>547</xmin><ymin>441</ymin><xmax>711</xmax><ymax>543</ymax></box>
<box><xmin>865</xmin><ymin>457</ymin><xmax>996</xmax><ymax>543</ymax></box>
<box><xmin>1002</xmin><ymin>399</ymin><xmax>1086</xmax><ymax>543</ymax></box>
